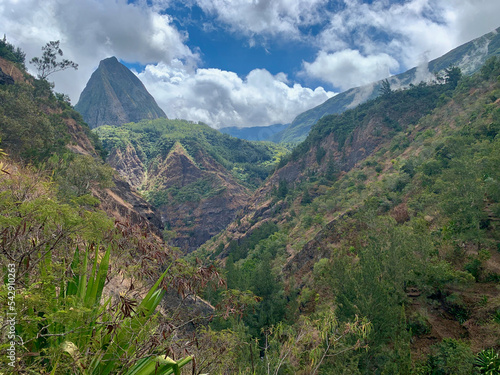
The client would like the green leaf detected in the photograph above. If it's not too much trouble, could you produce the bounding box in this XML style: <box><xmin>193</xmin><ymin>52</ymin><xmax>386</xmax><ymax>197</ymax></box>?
<box><xmin>124</xmin><ymin>356</ymin><xmax>193</xmax><ymax>375</ymax></box>
<box><xmin>76</xmin><ymin>245</ymin><xmax>89</xmax><ymax>301</ymax></box>
<box><xmin>85</xmin><ymin>244</ymin><xmax>100</xmax><ymax>306</ymax></box>
<box><xmin>66</xmin><ymin>246</ymin><xmax>80</xmax><ymax>297</ymax></box>
<box><xmin>92</xmin><ymin>245</ymin><xmax>110</xmax><ymax>305</ymax></box>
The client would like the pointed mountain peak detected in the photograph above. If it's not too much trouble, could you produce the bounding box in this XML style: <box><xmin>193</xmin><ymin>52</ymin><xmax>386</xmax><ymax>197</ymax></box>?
<box><xmin>102</xmin><ymin>56</ymin><xmax>119</xmax><ymax>63</ymax></box>
<box><xmin>75</xmin><ymin>57</ymin><xmax>166</xmax><ymax>128</ymax></box>
<box><xmin>98</xmin><ymin>56</ymin><xmax>120</xmax><ymax>69</ymax></box>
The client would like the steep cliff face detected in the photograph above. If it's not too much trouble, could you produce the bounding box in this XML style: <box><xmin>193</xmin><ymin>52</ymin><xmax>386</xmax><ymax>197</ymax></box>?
<box><xmin>75</xmin><ymin>57</ymin><xmax>166</xmax><ymax>128</ymax></box>
<box><xmin>107</xmin><ymin>143</ymin><xmax>146</xmax><ymax>189</ymax></box>
<box><xmin>146</xmin><ymin>142</ymin><xmax>250</xmax><ymax>252</ymax></box>
<box><xmin>0</xmin><ymin>57</ymin><xmax>26</xmax><ymax>84</ymax></box>
<box><xmin>92</xmin><ymin>177</ymin><xmax>164</xmax><ymax>237</ymax></box>
<box><xmin>95</xmin><ymin>118</ymin><xmax>287</xmax><ymax>253</ymax></box>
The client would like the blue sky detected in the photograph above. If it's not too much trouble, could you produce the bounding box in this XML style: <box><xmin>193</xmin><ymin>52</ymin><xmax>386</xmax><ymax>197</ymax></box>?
<box><xmin>1</xmin><ymin>0</ymin><xmax>500</xmax><ymax>128</ymax></box>
<box><xmin>155</xmin><ymin>2</ymin><xmax>320</xmax><ymax>80</ymax></box>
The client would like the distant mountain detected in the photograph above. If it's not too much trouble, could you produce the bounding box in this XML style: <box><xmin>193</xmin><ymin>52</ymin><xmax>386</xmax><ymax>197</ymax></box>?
<box><xmin>219</xmin><ymin>123</ymin><xmax>290</xmax><ymax>142</ymax></box>
<box><xmin>75</xmin><ymin>56</ymin><xmax>166</xmax><ymax>128</ymax></box>
<box><xmin>274</xmin><ymin>26</ymin><xmax>500</xmax><ymax>143</ymax></box>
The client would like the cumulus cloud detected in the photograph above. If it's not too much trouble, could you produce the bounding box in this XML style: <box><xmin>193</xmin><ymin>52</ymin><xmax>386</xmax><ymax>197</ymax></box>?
<box><xmin>301</xmin><ymin>0</ymin><xmax>500</xmax><ymax>90</ymax></box>
<box><xmin>0</xmin><ymin>0</ymin><xmax>197</xmax><ymax>102</ymax></box>
<box><xmin>303</xmin><ymin>50</ymin><xmax>399</xmax><ymax>91</ymax></box>
<box><xmin>1</xmin><ymin>0</ymin><xmax>499</xmax><ymax>129</ymax></box>
<box><xmin>138</xmin><ymin>62</ymin><xmax>334</xmax><ymax>128</ymax></box>
<box><xmin>194</xmin><ymin>0</ymin><xmax>329</xmax><ymax>39</ymax></box>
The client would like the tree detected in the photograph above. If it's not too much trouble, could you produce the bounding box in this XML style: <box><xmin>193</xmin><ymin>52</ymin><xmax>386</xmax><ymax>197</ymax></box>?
<box><xmin>444</xmin><ymin>65</ymin><xmax>462</xmax><ymax>88</ymax></box>
<box><xmin>0</xmin><ymin>35</ymin><xmax>26</xmax><ymax>66</ymax></box>
<box><xmin>277</xmin><ymin>179</ymin><xmax>288</xmax><ymax>198</ymax></box>
<box><xmin>379</xmin><ymin>79</ymin><xmax>392</xmax><ymax>96</ymax></box>
<box><xmin>301</xmin><ymin>188</ymin><xmax>312</xmax><ymax>205</ymax></box>
<box><xmin>30</xmin><ymin>40</ymin><xmax>78</xmax><ymax>79</ymax></box>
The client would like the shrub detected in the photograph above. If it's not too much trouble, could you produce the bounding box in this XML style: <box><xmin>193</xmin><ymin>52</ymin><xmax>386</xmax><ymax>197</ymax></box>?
<box><xmin>427</xmin><ymin>339</ymin><xmax>477</xmax><ymax>375</ymax></box>
<box><xmin>407</xmin><ymin>311</ymin><xmax>431</xmax><ymax>336</ymax></box>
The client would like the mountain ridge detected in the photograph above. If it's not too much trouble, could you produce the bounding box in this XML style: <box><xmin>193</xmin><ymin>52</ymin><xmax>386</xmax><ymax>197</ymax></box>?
<box><xmin>96</xmin><ymin>118</ymin><xmax>289</xmax><ymax>252</ymax></box>
<box><xmin>219</xmin><ymin>123</ymin><xmax>290</xmax><ymax>141</ymax></box>
<box><xmin>273</xmin><ymin>26</ymin><xmax>500</xmax><ymax>143</ymax></box>
<box><xmin>195</xmin><ymin>58</ymin><xmax>500</xmax><ymax>372</ymax></box>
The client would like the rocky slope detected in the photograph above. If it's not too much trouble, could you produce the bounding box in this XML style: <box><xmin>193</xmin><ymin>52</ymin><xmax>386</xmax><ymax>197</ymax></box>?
<box><xmin>155</xmin><ymin>144</ymin><xmax>250</xmax><ymax>251</ymax></box>
<box><xmin>96</xmin><ymin>118</ymin><xmax>288</xmax><ymax>253</ymax></box>
<box><xmin>75</xmin><ymin>56</ymin><xmax>166</xmax><ymax>128</ymax></box>
<box><xmin>208</xmin><ymin>82</ymin><xmax>446</xmax><ymax>258</ymax></box>
<box><xmin>107</xmin><ymin>143</ymin><xmax>146</xmax><ymax>188</ymax></box>
<box><xmin>110</xmin><ymin>139</ymin><xmax>251</xmax><ymax>252</ymax></box>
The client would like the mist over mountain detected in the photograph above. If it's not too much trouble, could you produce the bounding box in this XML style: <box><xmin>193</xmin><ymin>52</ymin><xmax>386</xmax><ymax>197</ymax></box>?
<box><xmin>273</xmin><ymin>26</ymin><xmax>500</xmax><ymax>143</ymax></box>
<box><xmin>75</xmin><ymin>56</ymin><xmax>166</xmax><ymax>128</ymax></box>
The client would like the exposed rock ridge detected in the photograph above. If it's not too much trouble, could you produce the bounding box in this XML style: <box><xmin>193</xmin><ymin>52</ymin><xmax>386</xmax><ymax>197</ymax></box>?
<box><xmin>0</xmin><ymin>66</ymin><xmax>14</xmax><ymax>85</ymax></box>
<box><xmin>107</xmin><ymin>144</ymin><xmax>146</xmax><ymax>189</ymax></box>
<box><xmin>92</xmin><ymin>177</ymin><xmax>164</xmax><ymax>237</ymax></box>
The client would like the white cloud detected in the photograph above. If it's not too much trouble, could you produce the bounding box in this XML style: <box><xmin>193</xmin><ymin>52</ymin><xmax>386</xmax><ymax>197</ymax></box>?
<box><xmin>300</xmin><ymin>0</ymin><xmax>500</xmax><ymax>90</ymax></box>
<box><xmin>138</xmin><ymin>62</ymin><xmax>334</xmax><ymax>128</ymax></box>
<box><xmin>194</xmin><ymin>0</ymin><xmax>329</xmax><ymax>39</ymax></box>
<box><xmin>303</xmin><ymin>50</ymin><xmax>399</xmax><ymax>91</ymax></box>
<box><xmin>1</xmin><ymin>0</ymin><xmax>500</xmax><ymax>129</ymax></box>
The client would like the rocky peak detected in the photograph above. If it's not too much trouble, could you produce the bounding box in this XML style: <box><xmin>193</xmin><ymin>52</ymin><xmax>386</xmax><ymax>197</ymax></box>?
<box><xmin>75</xmin><ymin>56</ymin><xmax>166</xmax><ymax>128</ymax></box>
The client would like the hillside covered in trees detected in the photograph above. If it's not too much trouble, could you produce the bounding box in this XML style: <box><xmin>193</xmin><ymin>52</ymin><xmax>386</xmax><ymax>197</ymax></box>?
<box><xmin>0</xmin><ymin>38</ymin><xmax>206</xmax><ymax>373</ymax></box>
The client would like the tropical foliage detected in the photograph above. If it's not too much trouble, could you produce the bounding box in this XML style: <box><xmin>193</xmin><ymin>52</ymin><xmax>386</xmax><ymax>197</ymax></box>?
<box><xmin>2</xmin><ymin>38</ymin><xmax>500</xmax><ymax>374</ymax></box>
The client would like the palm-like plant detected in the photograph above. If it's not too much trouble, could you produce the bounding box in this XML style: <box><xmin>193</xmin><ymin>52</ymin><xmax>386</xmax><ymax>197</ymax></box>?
<box><xmin>21</xmin><ymin>244</ymin><xmax>192</xmax><ymax>374</ymax></box>
<box><xmin>475</xmin><ymin>348</ymin><xmax>500</xmax><ymax>375</ymax></box>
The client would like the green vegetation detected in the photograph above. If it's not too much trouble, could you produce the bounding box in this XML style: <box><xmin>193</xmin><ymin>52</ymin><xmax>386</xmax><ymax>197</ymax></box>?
<box><xmin>0</xmin><ymin>163</ymin><xmax>171</xmax><ymax>372</ymax></box>
<box><xmin>0</xmin><ymin>39</ymin><xmax>111</xmax><ymax>204</ymax></box>
<box><xmin>3</xmin><ymin>38</ymin><xmax>500</xmax><ymax>374</ymax></box>
<box><xmin>0</xmin><ymin>82</ymin><xmax>71</xmax><ymax>160</ymax></box>
<box><xmin>96</xmin><ymin>118</ymin><xmax>290</xmax><ymax>190</ymax></box>
<box><xmin>146</xmin><ymin>175</ymin><xmax>224</xmax><ymax>206</ymax></box>
<box><xmin>475</xmin><ymin>348</ymin><xmax>500</xmax><ymax>374</ymax></box>
<box><xmin>197</xmin><ymin>57</ymin><xmax>500</xmax><ymax>373</ymax></box>
<box><xmin>421</xmin><ymin>339</ymin><xmax>477</xmax><ymax>374</ymax></box>
<box><xmin>10</xmin><ymin>243</ymin><xmax>192</xmax><ymax>374</ymax></box>
<box><xmin>287</xmin><ymin>80</ymin><xmax>451</xmax><ymax>164</ymax></box>
<box><xmin>0</xmin><ymin>43</ymin><xmax>202</xmax><ymax>373</ymax></box>
<box><xmin>0</xmin><ymin>76</ymin><xmax>111</xmax><ymax>200</ymax></box>
<box><xmin>0</xmin><ymin>35</ymin><xmax>26</xmax><ymax>67</ymax></box>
